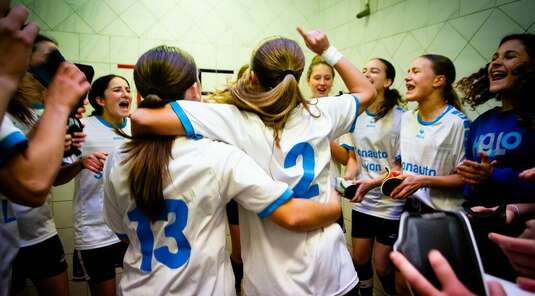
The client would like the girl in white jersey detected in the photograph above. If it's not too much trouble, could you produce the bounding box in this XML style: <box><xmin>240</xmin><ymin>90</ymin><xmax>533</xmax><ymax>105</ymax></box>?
<box><xmin>57</xmin><ymin>74</ymin><xmax>132</xmax><ymax>295</ymax></box>
<box><xmin>342</xmin><ymin>58</ymin><xmax>405</xmax><ymax>296</ymax></box>
<box><xmin>103</xmin><ymin>45</ymin><xmax>342</xmax><ymax>296</ymax></box>
<box><xmin>129</xmin><ymin>28</ymin><xmax>376</xmax><ymax>295</ymax></box>
<box><xmin>390</xmin><ymin>54</ymin><xmax>469</xmax><ymax>211</ymax></box>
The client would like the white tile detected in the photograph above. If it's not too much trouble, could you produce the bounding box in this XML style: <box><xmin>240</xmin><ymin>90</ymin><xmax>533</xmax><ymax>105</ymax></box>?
<box><xmin>110</xmin><ymin>36</ymin><xmax>139</xmax><ymax>65</ymax></box>
<box><xmin>379</xmin><ymin>2</ymin><xmax>406</xmax><ymax>38</ymax></box>
<box><xmin>54</xmin><ymin>13</ymin><xmax>94</xmax><ymax>34</ymax></box>
<box><xmin>29</xmin><ymin>0</ymin><xmax>73</xmax><ymax>29</ymax></box>
<box><xmin>57</xmin><ymin>228</ymin><xmax>75</xmax><ymax>255</ymax></box>
<box><xmin>403</xmin><ymin>0</ymin><xmax>430</xmax><ymax>31</ymax></box>
<box><xmin>449</xmin><ymin>9</ymin><xmax>493</xmax><ymax>42</ymax></box>
<box><xmin>460</xmin><ymin>0</ymin><xmax>496</xmax><ymax>16</ymax></box>
<box><xmin>120</xmin><ymin>2</ymin><xmax>156</xmax><ymax>36</ymax></box>
<box><xmin>140</xmin><ymin>0</ymin><xmax>176</xmax><ymax>18</ymax></box>
<box><xmin>426</xmin><ymin>23</ymin><xmax>466</xmax><ymax>59</ymax></box>
<box><xmin>26</xmin><ymin>6</ymin><xmax>52</xmax><ymax>31</ymax></box>
<box><xmin>41</xmin><ymin>31</ymin><xmax>80</xmax><ymax>61</ymax></box>
<box><xmin>411</xmin><ymin>22</ymin><xmax>445</xmax><ymax>50</ymax></box>
<box><xmin>454</xmin><ymin>44</ymin><xmax>487</xmax><ymax>83</ymax></box>
<box><xmin>378</xmin><ymin>33</ymin><xmax>406</xmax><ymax>59</ymax></box>
<box><xmin>428</xmin><ymin>0</ymin><xmax>460</xmax><ymax>25</ymax></box>
<box><xmin>141</xmin><ymin>21</ymin><xmax>174</xmax><ymax>41</ymax></box>
<box><xmin>53</xmin><ymin>200</ymin><xmax>74</xmax><ymax>228</ymax></box>
<box><xmin>80</xmin><ymin>34</ymin><xmax>110</xmax><ymax>63</ymax></box>
<box><xmin>104</xmin><ymin>0</ymin><xmax>136</xmax><ymax>15</ymax></box>
<box><xmin>392</xmin><ymin>33</ymin><xmax>425</xmax><ymax>73</ymax></box>
<box><xmin>51</xmin><ymin>179</ymin><xmax>74</xmax><ymax>202</ymax></box>
<box><xmin>100</xmin><ymin>18</ymin><xmax>137</xmax><ymax>37</ymax></box>
<box><xmin>160</xmin><ymin>3</ymin><xmax>194</xmax><ymax>40</ymax></box>
<box><xmin>470</xmin><ymin>9</ymin><xmax>523</xmax><ymax>60</ymax></box>
<box><xmin>64</xmin><ymin>0</ymin><xmax>91</xmax><ymax>12</ymax></box>
<box><xmin>76</xmin><ymin>0</ymin><xmax>117</xmax><ymax>33</ymax></box>
<box><xmin>499</xmin><ymin>0</ymin><xmax>535</xmax><ymax>30</ymax></box>
<box><xmin>83</xmin><ymin>63</ymin><xmax>111</xmax><ymax>83</ymax></box>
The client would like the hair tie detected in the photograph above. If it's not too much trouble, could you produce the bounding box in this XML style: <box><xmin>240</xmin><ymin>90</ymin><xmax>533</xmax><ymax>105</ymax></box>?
<box><xmin>282</xmin><ymin>70</ymin><xmax>295</xmax><ymax>78</ymax></box>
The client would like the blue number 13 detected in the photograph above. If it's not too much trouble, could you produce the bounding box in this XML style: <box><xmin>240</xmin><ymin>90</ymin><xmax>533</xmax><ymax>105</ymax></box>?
<box><xmin>284</xmin><ymin>142</ymin><xmax>319</xmax><ymax>198</ymax></box>
<box><xmin>128</xmin><ymin>199</ymin><xmax>191</xmax><ymax>272</ymax></box>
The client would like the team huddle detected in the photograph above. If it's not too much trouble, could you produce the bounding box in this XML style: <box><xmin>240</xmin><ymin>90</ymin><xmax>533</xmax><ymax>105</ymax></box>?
<box><xmin>1</xmin><ymin>1</ymin><xmax>535</xmax><ymax>295</ymax></box>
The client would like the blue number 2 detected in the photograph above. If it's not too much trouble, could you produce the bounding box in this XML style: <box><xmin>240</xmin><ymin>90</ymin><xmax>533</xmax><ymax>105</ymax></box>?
<box><xmin>128</xmin><ymin>199</ymin><xmax>191</xmax><ymax>272</ymax></box>
<box><xmin>284</xmin><ymin>142</ymin><xmax>319</xmax><ymax>198</ymax></box>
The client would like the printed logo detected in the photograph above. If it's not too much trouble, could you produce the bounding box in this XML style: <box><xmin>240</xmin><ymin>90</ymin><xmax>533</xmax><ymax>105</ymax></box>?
<box><xmin>416</xmin><ymin>129</ymin><xmax>425</xmax><ymax>139</ymax></box>
<box><xmin>473</xmin><ymin>131</ymin><xmax>522</xmax><ymax>157</ymax></box>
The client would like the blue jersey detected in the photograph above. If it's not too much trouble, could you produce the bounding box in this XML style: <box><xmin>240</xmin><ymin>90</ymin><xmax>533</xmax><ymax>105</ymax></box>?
<box><xmin>464</xmin><ymin>108</ymin><xmax>535</xmax><ymax>205</ymax></box>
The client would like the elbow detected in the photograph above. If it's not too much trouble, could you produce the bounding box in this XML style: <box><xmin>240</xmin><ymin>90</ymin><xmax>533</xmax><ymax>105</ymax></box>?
<box><xmin>17</xmin><ymin>178</ymin><xmax>51</xmax><ymax>207</ymax></box>
<box><xmin>278</xmin><ymin>214</ymin><xmax>310</xmax><ymax>232</ymax></box>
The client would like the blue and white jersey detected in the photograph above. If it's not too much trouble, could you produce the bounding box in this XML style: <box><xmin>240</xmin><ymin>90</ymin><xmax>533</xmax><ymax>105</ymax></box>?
<box><xmin>351</xmin><ymin>107</ymin><xmax>405</xmax><ymax>219</ymax></box>
<box><xmin>464</xmin><ymin>108</ymin><xmax>535</xmax><ymax>204</ymax></box>
<box><xmin>103</xmin><ymin>138</ymin><xmax>292</xmax><ymax>296</ymax></box>
<box><xmin>68</xmin><ymin>116</ymin><xmax>130</xmax><ymax>250</ymax></box>
<box><xmin>0</xmin><ymin>116</ymin><xmax>26</xmax><ymax>296</ymax></box>
<box><xmin>7</xmin><ymin>113</ymin><xmax>57</xmax><ymax>247</ymax></box>
<box><xmin>400</xmin><ymin>105</ymin><xmax>469</xmax><ymax>210</ymax></box>
<box><xmin>169</xmin><ymin>94</ymin><xmax>360</xmax><ymax>296</ymax></box>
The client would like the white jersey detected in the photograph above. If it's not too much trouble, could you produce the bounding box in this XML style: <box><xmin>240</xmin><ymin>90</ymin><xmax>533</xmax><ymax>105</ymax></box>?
<box><xmin>69</xmin><ymin>116</ymin><xmax>130</xmax><ymax>250</ymax></box>
<box><xmin>170</xmin><ymin>94</ymin><xmax>360</xmax><ymax>296</ymax></box>
<box><xmin>7</xmin><ymin>113</ymin><xmax>57</xmax><ymax>247</ymax></box>
<box><xmin>0</xmin><ymin>116</ymin><xmax>26</xmax><ymax>296</ymax></box>
<box><xmin>400</xmin><ymin>105</ymin><xmax>469</xmax><ymax>210</ymax></box>
<box><xmin>103</xmin><ymin>137</ymin><xmax>292</xmax><ymax>296</ymax></box>
<box><xmin>351</xmin><ymin>107</ymin><xmax>405</xmax><ymax>219</ymax></box>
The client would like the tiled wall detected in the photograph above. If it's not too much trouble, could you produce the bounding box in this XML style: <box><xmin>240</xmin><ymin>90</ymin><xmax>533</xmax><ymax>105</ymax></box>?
<box><xmin>13</xmin><ymin>0</ymin><xmax>533</xmax><ymax>294</ymax></box>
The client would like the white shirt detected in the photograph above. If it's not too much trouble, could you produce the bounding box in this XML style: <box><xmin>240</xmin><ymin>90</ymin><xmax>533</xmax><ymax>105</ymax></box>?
<box><xmin>170</xmin><ymin>94</ymin><xmax>360</xmax><ymax>296</ymax></box>
<box><xmin>352</xmin><ymin>107</ymin><xmax>405</xmax><ymax>219</ymax></box>
<box><xmin>68</xmin><ymin>116</ymin><xmax>130</xmax><ymax>250</ymax></box>
<box><xmin>400</xmin><ymin>105</ymin><xmax>469</xmax><ymax>210</ymax></box>
<box><xmin>0</xmin><ymin>116</ymin><xmax>27</xmax><ymax>296</ymax></box>
<box><xmin>103</xmin><ymin>138</ymin><xmax>292</xmax><ymax>296</ymax></box>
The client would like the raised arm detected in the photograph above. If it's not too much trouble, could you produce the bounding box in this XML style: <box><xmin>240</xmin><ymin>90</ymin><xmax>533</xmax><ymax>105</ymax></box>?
<box><xmin>268</xmin><ymin>190</ymin><xmax>341</xmax><ymax>232</ymax></box>
<box><xmin>297</xmin><ymin>26</ymin><xmax>376</xmax><ymax>114</ymax></box>
<box><xmin>129</xmin><ymin>104</ymin><xmax>185</xmax><ymax>136</ymax></box>
<box><xmin>0</xmin><ymin>63</ymin><xmax>90</xmax><ymax>206</ymax></box>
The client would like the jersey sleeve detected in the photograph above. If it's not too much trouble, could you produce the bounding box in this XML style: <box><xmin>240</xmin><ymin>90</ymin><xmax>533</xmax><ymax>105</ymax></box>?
<box><xmin>169</xmin><ymin>101</ymin><xmax>249</xmax><ymax>149</ymax></box>
<box><xmin>452</xmin><ymin>116</ymin><xmax>471</xmax><ymax>168</ymax></box>
<box><xmin>102</xmin><ymin>151</ymin><xmax>127</xmax><ymax>235</ymax></box>
<box><xmin>315</xmin><ymin>94</ymin><xmax>360</xmax><ymax>139</ymax></box>
<box><xmin>212</xmin><ymin>142</ymin><xmax>293</xmax><ymax>219</ymax></box>
<box><xmin>0</xmin><ymin>116</ymin><xmax>28</xmax><ymax>166</ymax></box>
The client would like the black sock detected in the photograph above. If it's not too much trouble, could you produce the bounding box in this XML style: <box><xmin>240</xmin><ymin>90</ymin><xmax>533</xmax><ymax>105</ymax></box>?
<box><xmin>378</xmin><ymin>272</ymin><xmax>395</xmax><ymax>295</ymax></box>
<box><xmin>355</xmin><ymin>261</ymin><xmax>373</xmax><ymax>296</ymax></box>
<box><xmin>230</xmin><ymin>257</ymin><xmax>243</xmax><ymax>293</ymax></box>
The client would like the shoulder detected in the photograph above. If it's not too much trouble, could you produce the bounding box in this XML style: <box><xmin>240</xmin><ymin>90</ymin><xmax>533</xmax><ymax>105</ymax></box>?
<box><xmin>471</xmin><ymin>107</ymin><xmax>501</xmax><ymax>125</ymax></box>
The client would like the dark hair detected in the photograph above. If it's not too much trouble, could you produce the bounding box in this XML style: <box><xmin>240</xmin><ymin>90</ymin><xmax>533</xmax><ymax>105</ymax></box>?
<box><xmin>32</xmin><ymin>34</ymin><xmax>58</xmax><ymax>52</ymax></box>
<box><xmin>457</xmin><ymin>34</ymin><xmax>535</xmax><ymax>129</ymax></box>
<box><xmin>372</xmin><ymin>58</ymin><xmax>402</xmax><ymax>120</ymax></box>
<box><xmin>8</xmin><ymin>72</ymin><xmax>45</xmax><ymax>127</ymax></box>
<box><xmin>420</xmin><ymin>54</ymin><xmax>462</xmax><ymax>111</ymax></box>
<box><xmin>121</xmin><ymin>45</ymin><xmax>197</xmax><ymax>222</ymax></box>
<box><xmin>306</xmin><ymin>55</ymin><xmax>335</xmax><ymax>81</ymax></box>
<box><xmin>237</xmin><ymin>64</ymin><xmax>249</xmax><ymax>80</ymax></box>
<box><xmin>88</xmin><ymin>75</ymin><xmax>129</xmax><ymax>116</ymax></box>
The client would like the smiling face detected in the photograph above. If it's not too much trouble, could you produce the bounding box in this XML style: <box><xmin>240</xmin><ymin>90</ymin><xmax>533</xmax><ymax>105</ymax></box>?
<box><xmin>404</xmin><ymin>57</ymin><xmax>439</xmax><ymax>102</ymax></box>
<box><xmin>308</xmin><ymin>63</ymin><xmax>333</xmax><ymax>98</ymax></box>
<box><xmin>363</xmin><ymin>59</ymin><xmax>392</xmax><ymax>94</ymax></box>
<box><xmin>97</xmin><ymin>77</ymin><xmax>132</xmax><ymax>120</ymax></box>
<box><xmin>488</xmin><ymin>39</ymin><xmax>530</xmax><ymax>94</ymax></box>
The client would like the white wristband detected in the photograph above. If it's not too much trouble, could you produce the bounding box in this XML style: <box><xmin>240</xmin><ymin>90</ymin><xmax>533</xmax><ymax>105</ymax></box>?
<box><xmin>321</xmin><ymin>45</ymin><xmax>343</xmax><ymax>66</ymax></box>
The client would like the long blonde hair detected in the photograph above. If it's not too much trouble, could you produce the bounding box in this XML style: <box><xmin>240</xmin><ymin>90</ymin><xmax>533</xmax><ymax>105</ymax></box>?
<box><xmin>213</xmin><ymin>37</ymin><xmax>317</xmax><ymax>145</ymax></box>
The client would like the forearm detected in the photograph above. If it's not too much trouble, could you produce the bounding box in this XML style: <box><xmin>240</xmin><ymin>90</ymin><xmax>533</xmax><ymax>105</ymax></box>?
<box><xmin>333</xmin><ymin>56</ymin><xmax>376</xmax><ymax>112</ymax></box>
<box><xmin>54</xmin><ymin>159</ymin><xmax>83</xmax><ymax>186</ymax></box>
<box><xmin>0</xmin><ymin>78</ymin><xmax>17</xmax><ymax>125</ymax></box>
<box><xmin>0</xmin><ymin>105</ymin><xmax>70</xmax><ymax>206</ymax></box>
<box><xmin>130</xmin><ymin>104</ymin><xmax>184</xmax><ymax>136</ymax></box>
<box><xmin>344</xmin><ymin>154</ymin><xmax>360</xmax><ymax>179</ymax></box>
<box><xmin>269</xmin><ymin>196</ymin><xmax>341</xmax><ymax>232</ymax></box>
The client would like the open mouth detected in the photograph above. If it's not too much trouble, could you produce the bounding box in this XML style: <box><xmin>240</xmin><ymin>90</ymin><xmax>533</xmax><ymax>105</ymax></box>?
<box><xmin>406</xmin><ymin>84</ymin><xmax>415</xmax><ymax>91</ymax></box>
<box><xmin>118</xmin><ymin>100</ymin><xmax>130</xmax><ymax>110</ymax></box>
<box><xmin>490</xmin><ymin>70</ymin><xmax>507</xmax><ymax>81</ymax></box>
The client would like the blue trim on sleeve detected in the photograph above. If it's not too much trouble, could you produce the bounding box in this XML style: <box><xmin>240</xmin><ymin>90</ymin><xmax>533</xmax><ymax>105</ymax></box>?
<box><xmin>258</xmin><ymin>188</ymin><xmax>293</xmax><ymax>219</ymax></box>
<box><xmin>0</xmin><ymin>131</ymin><xmax>28</xmax><ymax>166</ymax></box>
<box><xmin>169</xmin><ymin>101</ymin><xmax>203</xmax><ymax>140</ymax></box>
<box><xmin>417</xmin><ymin>105</ymin><xmax>452</xmax><ymax>126</ymax></box>
<box><xmin>31</xmin><ymin>103</ymin><xmax>45</xmax><ymax>110</ymax></box>
<box><xmin>340</xmin><ymin>144</ymin><xmax>355</xmax><ymax>152</ymax></box>
<box><xmin>349</xmin><ymin>95</ymin><xmax>360</xmax><ymax>132</ymax></box>
<box><xmin>95</xmin><ymin>115</ymin><xmax>127</xmax><ymax>129</ymax></box>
